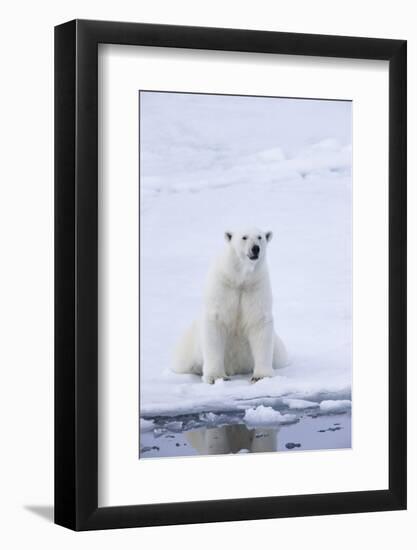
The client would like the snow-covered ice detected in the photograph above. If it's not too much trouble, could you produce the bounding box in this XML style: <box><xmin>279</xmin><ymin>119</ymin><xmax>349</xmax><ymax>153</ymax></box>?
<box><xmin>319</xmin><ymin>400</ymin><xmax>352</xmax><ymax>413</ymax></box>
<box><xmin>140</xmin><ymin>92</ymin><xmax>352</xmax><ymax>423</ymax></box>
<box><xmin>244</xmin><ymin>405</ymin><xmax>297</xmax><ymax>426</ymax></box>
<box><xmin>282</xmin><ymin>398</ymin><xmax>320</xmax><ymax>410</ymax></box>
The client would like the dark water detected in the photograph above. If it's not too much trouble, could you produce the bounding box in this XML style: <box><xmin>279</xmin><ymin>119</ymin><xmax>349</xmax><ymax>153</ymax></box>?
<box><xmin>140</xmin><ymin>412</ymin><xmax>351</xmax><ymax>459</ymax></box>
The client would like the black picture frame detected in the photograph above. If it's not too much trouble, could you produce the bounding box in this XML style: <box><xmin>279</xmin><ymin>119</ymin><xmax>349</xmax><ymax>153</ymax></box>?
<box><xmin>55</xmin><ymin>19</ymin><xmax>407</xmax><ymax>531</ymax></box>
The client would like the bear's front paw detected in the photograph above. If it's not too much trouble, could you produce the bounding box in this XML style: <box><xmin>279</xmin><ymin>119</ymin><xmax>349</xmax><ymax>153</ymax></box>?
<box><xmin>250</xmin><ymin>374</ymin><xmax>271</xmax><ymax>383</ymax></box>
<box><xmin>202</xmin><ymin>374</ymin><xmax>230</xmax><ymax>384</ymax></box>
<box><xmin>202</xmin><ymin>374</ymin><xmax>223</xmax><ymax>384</ymax></box>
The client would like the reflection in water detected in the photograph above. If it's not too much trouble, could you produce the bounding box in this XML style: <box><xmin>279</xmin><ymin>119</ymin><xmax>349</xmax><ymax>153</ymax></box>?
<box><xmin>140</xmin><ymin>412</ymin><xmax>351</xmax><ymax>458</ymax></box>
<box><xmin>186</xmin><ymin>424</ymin><xmax>278</xmax><ymax>455</ymax></box>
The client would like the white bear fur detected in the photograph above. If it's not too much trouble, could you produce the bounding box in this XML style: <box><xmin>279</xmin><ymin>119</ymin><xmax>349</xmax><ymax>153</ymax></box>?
<box><xmin>173</xmin><ymin>227</ymin><xmax>287</xmax><ymax>384</ymax></box>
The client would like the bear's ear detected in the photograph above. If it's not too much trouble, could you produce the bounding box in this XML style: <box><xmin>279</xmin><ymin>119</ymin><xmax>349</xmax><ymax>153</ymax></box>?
<box><xmin>225</xmin><ymin>231</ymin><xmax>233</xmax><ymax>242</ymax></box>
<box><xmin>265</xmin><ymin>231</ymin><xmax>273</xmax><ymax>242</ymax></box>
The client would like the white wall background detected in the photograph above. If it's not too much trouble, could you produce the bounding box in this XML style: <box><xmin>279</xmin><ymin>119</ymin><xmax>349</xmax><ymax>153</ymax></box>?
<box><xmin>0</xmin><ymin>0</ymin><xmax>414</xmax><ymax>548</ymax></box>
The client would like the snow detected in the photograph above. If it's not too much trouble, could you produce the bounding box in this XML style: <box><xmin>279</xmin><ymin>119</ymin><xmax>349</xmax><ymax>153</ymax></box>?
<box><xmin>319</xmin><ymin>400</ymin><xmax>352</xmax><ymax>413</ymax></box>
<box><xmin>140</xmin><ymin>92</ymin><xmax>352</xmax><ymax>421</ymax></box>
<box><xmin>243</xmin><ymin>405</ymin><xmax>297</xmax><ymax>426</ymax></box>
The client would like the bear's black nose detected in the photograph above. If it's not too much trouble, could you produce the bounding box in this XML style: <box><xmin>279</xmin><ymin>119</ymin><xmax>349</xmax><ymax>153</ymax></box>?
<box><xmin>252</xmin><ymin>245</ymin><xmax>260</xmax><ymax>255</ymax></box>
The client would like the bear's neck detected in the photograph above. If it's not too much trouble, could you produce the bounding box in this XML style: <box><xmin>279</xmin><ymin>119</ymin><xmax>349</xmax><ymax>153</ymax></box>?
<box><xmin>218</xmin><ymin>247</ymin><xmax>266</xmax><ymax>288</ymax></box>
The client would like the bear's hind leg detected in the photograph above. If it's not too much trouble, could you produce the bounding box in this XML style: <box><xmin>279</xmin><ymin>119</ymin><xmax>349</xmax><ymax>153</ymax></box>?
<box><xmin>172</xmin><ymin>321</ymin><xmax>203</xmax><ymax>375</ymax></box>
<box><xmin>272</xmin><ymin>332</ymin><xmax>288</xmax><ymax>369</ymax></box>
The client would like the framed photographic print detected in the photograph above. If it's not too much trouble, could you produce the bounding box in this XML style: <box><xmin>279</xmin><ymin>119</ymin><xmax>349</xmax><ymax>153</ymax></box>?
<box><xmin>55</xmin><ymin>20</ymin><xmax>407</xmax><ymax>530</ymax></box>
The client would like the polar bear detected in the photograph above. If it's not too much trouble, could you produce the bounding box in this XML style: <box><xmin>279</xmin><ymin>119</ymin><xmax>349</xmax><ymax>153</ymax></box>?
<box><xmin>172</xmin><ymin>227</ymin><xmax>287</xmax><ymax>384</ymax></box>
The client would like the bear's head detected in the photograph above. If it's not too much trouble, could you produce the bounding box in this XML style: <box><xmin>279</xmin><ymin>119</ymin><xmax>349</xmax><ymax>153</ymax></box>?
<box><xmin>224</xmin><ymin>227</ymin><xmax>273</xmax><ymax>265</ymax></box>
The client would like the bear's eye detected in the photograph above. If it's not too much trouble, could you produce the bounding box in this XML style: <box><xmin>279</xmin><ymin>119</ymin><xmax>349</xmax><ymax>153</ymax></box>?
<box><xmin>242</xmin><ymin>236</ymin><xmax>248</xmax><ymax>240</ymax></box>
<box><xmin>258</xmin><ymin>236</ymin><xmax>262</xmax><ymax>240</ymax></box>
